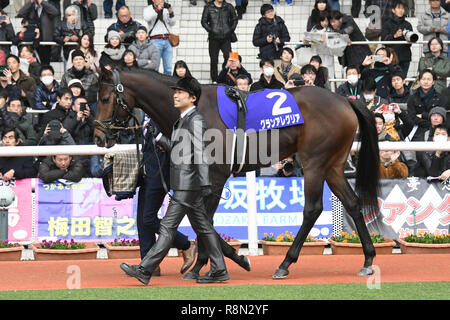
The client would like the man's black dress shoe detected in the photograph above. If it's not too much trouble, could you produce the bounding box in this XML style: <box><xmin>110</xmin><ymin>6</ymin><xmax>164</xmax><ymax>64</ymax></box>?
<box><xmin>182</xmin><ymin>270</ymin><xmax>199</xmax><ymax>280</ymax></box>
<box><xmin>196</xmin><ymin>270</ymin><xmax>229</xmax><ymax>283</ymax></box>
<box><xmin>120</xmin><ymin>263</ymin><xmax>152</xmax><ymax>285</ymax></box>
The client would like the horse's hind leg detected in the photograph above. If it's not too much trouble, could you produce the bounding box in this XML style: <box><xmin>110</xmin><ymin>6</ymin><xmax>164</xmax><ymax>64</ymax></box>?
<box><xmin>326</xmin><ymin>173</ymin><xmax>376</xmax><ymax>276</ymax></box>
<box><xmin>273</xmin><ymin>170</ymin><xmax>326</xmax><ymax>279</ymax></box>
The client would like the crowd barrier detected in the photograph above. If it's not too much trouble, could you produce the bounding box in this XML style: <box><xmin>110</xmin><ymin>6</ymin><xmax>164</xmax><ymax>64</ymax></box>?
<box><xmin>1</xmin><ymin>176</ymin><xmax>448</xmax><ymax>255</ymax></box>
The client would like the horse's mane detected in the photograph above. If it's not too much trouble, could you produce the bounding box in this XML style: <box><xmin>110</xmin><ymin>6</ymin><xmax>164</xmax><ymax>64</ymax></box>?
<box><xmin>118</xmin><ymin>68</ymin><xmax>217</xmax><ymax>88</ymax></box>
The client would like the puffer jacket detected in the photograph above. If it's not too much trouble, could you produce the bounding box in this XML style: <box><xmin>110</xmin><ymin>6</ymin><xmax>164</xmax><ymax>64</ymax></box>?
<box><xmin>129</xmin><ymin>39</ymin><xmax>160</xmax><ymax>71</ymax></box>
<box><xmin>381</xmin><ymin>15</ymin><xmax>413</xmax><ymax>63</ymax></box>
<box><xmin>34</xmin><ymin>80</ymin><xmax>60</xmax><ymax>111</ymax></box>
<box><xmin>60</xmin><ymin>67</ymin><xmax>98</xmax><ymax>104</ymax></box>
<box><xmin>201</xmin><ymin>0</ymin><xmax>238</xmax><ymax>41</ymax></box>
<box><xmin>252</xmin><ymin>15</ymin><xmax>290</xmax><ymax>60</ymax></box>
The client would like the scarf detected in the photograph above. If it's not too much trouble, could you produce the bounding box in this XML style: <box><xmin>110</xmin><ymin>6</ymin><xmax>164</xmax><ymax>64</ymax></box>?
<box><xmin>384</xmin><ymin>121</ymin><xmax>400</xmax><ymax>141</ymax></box>
<box><xmin>419</xmin><ymin>87</ymin><xmax>435</xmax><ymax>106</ymax></box>
<box><xmin>103</xmin><ymin>45</ymin><xmax>126</xmax><ymax>61</ymax></box>
<box><xmin>280</xmin><ymin>63</ymin><xmax>292</xmax><ymax>83</ymax></box>
<box><xmin>72</xmin><ymin>66</ymin><xmax>86</xmax><ymax>79</ymax></box>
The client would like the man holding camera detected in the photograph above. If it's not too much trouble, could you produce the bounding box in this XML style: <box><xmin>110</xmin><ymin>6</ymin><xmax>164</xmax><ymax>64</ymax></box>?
<box><xmin>39</xmin><ymin>88</ymin><xmax>76</xmax><ymax>138</ymax></box>
<box><xmin>71</xmin><ymin>96</ymin><xmax>94</xmax><ymax>145</ymax></box>
<box><xmin>252</xmin><ymin>4</ymin><xmax>290</xmax><ymax>61</ymax></box>
<box><xmin>144</xmin><ymin>0</ymin><xmax>175</xmax><ymax>75</ymax></box>
<box><xmin>381</xmin><ymin>0</ymin><xmax>415</xmax><ymax>77</ymax></box>
<box><xmin>273</xmin><ymin>156</ymin><xmax>302</xmax><ymax>178</ymax></box>
<box><xmin>201</xmin><ymin>0</ymin><xmax>238</xmax><ymax>83</ymax></box>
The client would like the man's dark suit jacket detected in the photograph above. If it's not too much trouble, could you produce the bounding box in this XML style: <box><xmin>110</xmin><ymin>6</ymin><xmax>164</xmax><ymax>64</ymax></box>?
<box><xmin>157</xmin><ymin>107</ymin><xmax>211</xmax><ymax>191</ymax></box>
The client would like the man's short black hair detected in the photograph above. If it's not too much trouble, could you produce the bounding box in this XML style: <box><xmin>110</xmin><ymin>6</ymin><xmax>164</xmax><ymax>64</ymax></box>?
<box><xmin>235</xmin><ymin>74</ymin><xmax>250</xmax><ymax>83</ymax></box>
<box><xmin>419</xmin><ymin>68</ymin><xmax>436</xmax><ymax>81</ymax></box>
<box><xmin>260</xmin><ymin>3</ymin><xmax>274</xmax><ymax>16</ymax></box>
<box><xmin>391</xmin><ymin>69</ymin><xmax>405</xmax><ymax>80</ymax></box>
<box><xmin>346</xmin><ymin>65</ymin><xmax>360</xmax><ymax>74</ymax></box>
<box><xmin>392</xmin><ymin>0</ymin><xmax>405</xmax><ymax>9</ymax></box>
<box><xmin>434</xmin><ymin>124</ymin><xmax>448</xmax><ymax>133</ymax></box>
<box><xmin>40</xmin><ymin>65</ymin><xmax>55</xmax><ymax>75</ymax></box>
<box><xmin>362</xmin><ymin>77</ymin><xmax>377</xmax><ymax>92</ymax></box>
<box><xmin>374</xmin><ymin>113</ymin><xmax>385</xmax><ymax>124</ymax></box>
<box><xmin>282</xmin><ymin>47</ymin><xmax>294</xmax><ymax>58</ymax></box>
<box><xmin>259</xmin><ymin>58</ymin><xmax>274</xmax><ymax>68</ymax></box>
<box><xmin>301</xmin><ymin>64</ymin><xmax>317</xmax><ymax>75</ymax></box>
<box><xmin>6</xmin><ymin>54</ymin><xmax>20</xmax><ymax>64</ymax></box>
<box><xmin>329</xmin><ymin>10</ymin><xmax>343</xmax><ymax>21</ymax></box>
<box><xmin>57</xmin><ymin>87</ymin><xmax>73</xmax><ymax>99</ymax></box>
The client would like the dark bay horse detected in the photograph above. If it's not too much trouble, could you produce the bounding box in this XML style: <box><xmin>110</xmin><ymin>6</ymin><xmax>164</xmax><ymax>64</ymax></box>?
<box><xmin>94</xmin><ymin>68</ymin><xmax>380</xmax><ymax>279</ymax></box>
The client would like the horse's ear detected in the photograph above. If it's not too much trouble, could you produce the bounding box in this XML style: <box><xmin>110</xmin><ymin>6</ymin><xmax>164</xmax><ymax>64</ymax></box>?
<box><xmin>100</xmin><ymin>65</ymin><xmax>113</xmax><ymax>81</ymax></box>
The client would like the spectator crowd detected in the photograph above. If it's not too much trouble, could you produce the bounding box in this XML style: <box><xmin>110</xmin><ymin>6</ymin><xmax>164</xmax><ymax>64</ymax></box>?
<box><xmin>0</xmin><ymin>0</ymin><xmax>448</xmax><ymax>183</ymax></box>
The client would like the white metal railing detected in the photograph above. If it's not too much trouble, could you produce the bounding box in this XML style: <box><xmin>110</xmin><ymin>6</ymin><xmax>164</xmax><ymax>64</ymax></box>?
<box><xmin>1</xmin><ymin>142</ymin><xmax>449</xmax><ymax>255</ymax></box>
<box><xmin>0</xmin><ymin>142</ymin><xmax>449</xmax><ymax>157</ymax></box>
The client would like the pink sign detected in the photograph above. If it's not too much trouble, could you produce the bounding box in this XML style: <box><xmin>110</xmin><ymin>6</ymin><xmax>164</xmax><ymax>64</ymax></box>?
<box><xmin>2</xmin><ymin>179</ymin><xmax>33</xmax><ymax>242</ymax></box>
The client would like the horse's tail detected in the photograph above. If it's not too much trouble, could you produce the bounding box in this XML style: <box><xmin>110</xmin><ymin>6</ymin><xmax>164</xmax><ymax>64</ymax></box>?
<box><xmin>348</xmin><ymin>99</ymin><xmax>380</xmax><ymax>215</ymax></box>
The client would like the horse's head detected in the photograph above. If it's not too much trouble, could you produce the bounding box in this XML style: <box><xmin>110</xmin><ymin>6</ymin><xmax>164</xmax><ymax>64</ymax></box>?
<box><xmin>94</xmin><ymin>67</ymin><xmax>136</xmax><ymax>148</ymax></box>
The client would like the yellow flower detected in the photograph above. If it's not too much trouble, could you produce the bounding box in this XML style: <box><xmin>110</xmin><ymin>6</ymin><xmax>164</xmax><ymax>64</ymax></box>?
<box><xmin>372</xmin><ymin>232</ymin><xmax>376</xmax><ymax>236</ymax></box>
<box><xmin>264</xmin><ymin>233</ymin><xmax>268</xmax><ymax>237</ymax></box>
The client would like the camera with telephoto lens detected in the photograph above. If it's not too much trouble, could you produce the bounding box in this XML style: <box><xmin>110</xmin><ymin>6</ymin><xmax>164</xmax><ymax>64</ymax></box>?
<box><xmin>164</xmin><ymin>2</ymin><xmax>171</xmax><ymax>8</ymax></box>
<box><xmin>402</xmin><ymin>29</ymin><xmax>418</xmax><ymax>43</ymax></box>
<box><xmin>281</xmin><ymin>159</ymin><xmax>294</xmax><ymax>174</ymax></box>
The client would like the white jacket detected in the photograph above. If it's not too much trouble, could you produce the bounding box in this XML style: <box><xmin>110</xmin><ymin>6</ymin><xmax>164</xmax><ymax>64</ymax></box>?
<box><xmin>143</xmin><ymin>5</ymin><xmax>176</xmax><ymax>37</ymax></box>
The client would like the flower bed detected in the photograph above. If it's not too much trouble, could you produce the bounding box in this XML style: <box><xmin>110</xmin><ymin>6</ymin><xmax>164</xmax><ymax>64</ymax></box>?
<box><xmin>260</xmin><ymin>233</ymin><xmax>327</xmax><ymax>255</ymax></box>
<box><xmin>0</xmin><ymin>241</ymin><xmax>24</xmax><ymax>261</ymax></box>
<box><xmin>398</xmin><ymin>233</ymin><xmax>450</xmax><ymax>254</ymax></box>
<box><xmin>32</xmin><ymin>240</ymin><xmax>99</xmax><ymax>261</ymax></box>
<box><xmin>104</xmin><ymin>239</ymin><xmax>140</xmax><ymax>259</ymax></box>
<box><xmin>329</xmin><ymin>231</ymin><xmax>395</xmax><ymax>255</ymax></box>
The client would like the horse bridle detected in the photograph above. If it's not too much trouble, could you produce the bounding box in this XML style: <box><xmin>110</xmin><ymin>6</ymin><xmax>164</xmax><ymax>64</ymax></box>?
<box><xmin>95</xmin><ymin>69</ymin><xmax>143</xmax><ymax>141</ymax></box>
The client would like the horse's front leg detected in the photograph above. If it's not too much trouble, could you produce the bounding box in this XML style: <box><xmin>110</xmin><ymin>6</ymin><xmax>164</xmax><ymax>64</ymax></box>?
<box><xmin>273</xmin><ymin>171</ymin><xmax>325</xmax><ymax>279</ymax></box>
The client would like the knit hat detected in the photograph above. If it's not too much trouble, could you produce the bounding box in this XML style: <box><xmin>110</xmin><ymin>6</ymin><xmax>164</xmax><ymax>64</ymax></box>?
<box><xmin>107</xmin><ymin>30</ymin><xmax>121</xmax><ymax>42</ymax></box>
<box><xmin>429</xmin><ymin>106</ymin><xmax>447</xmax><ymax>122</ymax></box>
<box><xmin>68</xmin><ymin>79</ymin><xmax>83</xmax><ymax>89</ymax></box>
<box><xmin>71</xmin><ymin>49</ymin><xmax>85</xmax><ymax>61</ymax></box>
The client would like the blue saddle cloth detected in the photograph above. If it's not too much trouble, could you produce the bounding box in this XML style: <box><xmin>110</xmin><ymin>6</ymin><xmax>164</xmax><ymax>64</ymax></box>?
<box><xmin>217</xmin><ymin>86</ymin><xmax>304</xmax><ymax>132</ymax></box>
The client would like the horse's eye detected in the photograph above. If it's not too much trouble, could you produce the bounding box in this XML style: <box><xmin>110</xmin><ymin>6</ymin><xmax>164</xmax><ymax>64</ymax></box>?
<box><xmin>101</xmin><ymin>96</ymin><xmax>110</xmax><ymax>104</ymax></box>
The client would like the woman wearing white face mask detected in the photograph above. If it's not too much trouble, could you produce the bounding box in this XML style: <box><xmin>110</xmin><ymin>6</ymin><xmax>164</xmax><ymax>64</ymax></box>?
<box><xmin>415</xmin><ymin>124</ymin><xmax>450</xmax><ymax>179</ymax></box>
<box><xmin>34</xmin><ymin>65</ymin><xmax>60</xmax><ymax>111</ymax></box>
<box><xmin>250</xmin><ymin>58</ymin><xmax>284</xmax><ymax>91</ymax></box>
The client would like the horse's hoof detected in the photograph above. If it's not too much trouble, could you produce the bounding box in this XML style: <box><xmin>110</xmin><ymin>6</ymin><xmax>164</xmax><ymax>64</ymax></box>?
<box><xmin>357</xmin><ymin>267</ymin><xmax>373</xmax><ymax>277</ymax></box>
<box><xmin>272</xmin><ymin>268</ymin><xmax>289</xmax><ymax>279</ymax></box>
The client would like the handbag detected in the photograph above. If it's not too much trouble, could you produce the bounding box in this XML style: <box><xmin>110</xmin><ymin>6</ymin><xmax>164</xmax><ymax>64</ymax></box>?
<box><xmin>168</xmin><ymin>33</ymin><xmax>179</xmax><ymax>47</ymax></box>
<box><xmin>149</xmin><ymin>13</ymin><xmax>180</xmax><ymax>47</ymax></box>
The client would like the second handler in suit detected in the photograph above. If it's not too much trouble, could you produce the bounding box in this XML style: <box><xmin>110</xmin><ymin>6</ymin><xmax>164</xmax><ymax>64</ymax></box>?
<box><xmin>120</xmin><ymin>77</ymin><xmax>229</xmax><ymax>285</ymax></box>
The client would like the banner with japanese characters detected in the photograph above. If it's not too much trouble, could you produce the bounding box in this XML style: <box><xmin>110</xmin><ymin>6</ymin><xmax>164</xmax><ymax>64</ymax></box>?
<box><xmin>0</xmin><ymin>179</ymin><xmax>33</xmax><ymax>242</ymax></box>
<box><xmin>35</xmin><ymin>178</ymin><xmax>138</xmax><ymax>242</ymax></box>
<box><xmin>343</xmin><ymin>178</ymin><xmax>450</xmax><ymax>239</ymax></box>
<box><xmin>178</xmin><ymin>177</ymin><xmax>333</xmax><ymax>240</ymax></box>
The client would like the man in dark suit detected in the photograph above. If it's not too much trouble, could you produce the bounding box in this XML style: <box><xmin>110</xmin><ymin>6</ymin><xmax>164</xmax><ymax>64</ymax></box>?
<box><xmin>120</xmin><ymin>77</ymin><xmax>229</xmax><ymax>285</ymax></box>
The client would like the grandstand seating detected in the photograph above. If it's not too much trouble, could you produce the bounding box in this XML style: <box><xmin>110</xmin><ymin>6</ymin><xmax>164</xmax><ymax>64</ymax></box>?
<box><xmin>1</xmin><ymin>0</ymin><xmax>437</xmax><ymax>85</ymax></box>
